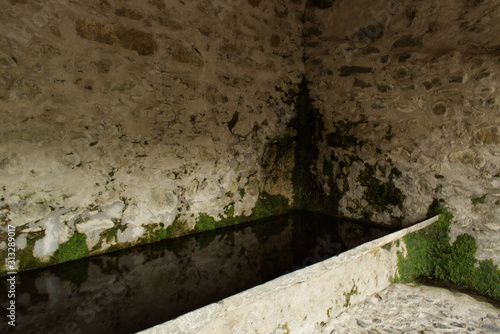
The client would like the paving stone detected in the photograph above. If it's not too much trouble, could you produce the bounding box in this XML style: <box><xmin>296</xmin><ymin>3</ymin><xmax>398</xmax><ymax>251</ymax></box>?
<box><xmin>317</xmin><ymin>283</ymin><xmax>500</xmax><ymax>334</ymax></box>
<box><xmin>482</xmin><ymin>324</ymin><xmax>500</xmax><ymax>332</ymax></box>
<box><xmin>356</xmin><ymin>319</ymin><xmax>370</xmax><ymax>328</ymax></box>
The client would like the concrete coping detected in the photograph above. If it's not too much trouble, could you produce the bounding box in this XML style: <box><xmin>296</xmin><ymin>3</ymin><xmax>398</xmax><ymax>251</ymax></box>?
<box><xmin>140</xmin><ymin>215</ymin><xmax>440</xmax><ymax>334</ymax></box>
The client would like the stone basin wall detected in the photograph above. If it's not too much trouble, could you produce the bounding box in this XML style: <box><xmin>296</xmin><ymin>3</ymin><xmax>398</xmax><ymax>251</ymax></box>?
<box><xmin>304</xmin><ymin>0</ymin><xmax>500</xmax><ymax>265</ymax></box>
<box><xmin>0</xmin><ymin>0</ymin><xmax>305</xmax><ymax>272</ymax></box>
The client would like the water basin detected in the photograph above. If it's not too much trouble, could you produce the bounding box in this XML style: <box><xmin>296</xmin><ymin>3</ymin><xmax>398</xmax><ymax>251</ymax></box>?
<box><xmin>0</xmin><ymin>211</ymin><xmax>394</xmax><ymax>334</ymax></box>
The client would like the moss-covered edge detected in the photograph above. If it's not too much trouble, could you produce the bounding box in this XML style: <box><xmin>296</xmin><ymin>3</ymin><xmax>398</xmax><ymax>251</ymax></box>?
<box><xmin>0</xmin><ymin>191</ymin><xmax>291</xmax><ymax>275</ymax></box>
<box><xmin>396</xmin><ymin>203</ymin><xmax>500</xmax><ymax>300</ymax></box>
<box><xmin>57</xmin><ymin>232</ymin><xmax>89</xmax><ymax>263</ymax></box>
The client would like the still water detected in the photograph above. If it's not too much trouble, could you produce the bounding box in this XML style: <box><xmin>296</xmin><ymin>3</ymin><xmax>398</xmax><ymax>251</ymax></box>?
<box><xmin>0</xmin><ymin>211</ymin><xmax>394</xmax><ymax>334</ymax></box>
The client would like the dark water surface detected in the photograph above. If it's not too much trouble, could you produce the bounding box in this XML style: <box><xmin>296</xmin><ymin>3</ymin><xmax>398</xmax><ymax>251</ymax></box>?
<box><xmin>0</xmin><ymin>211</ymin><xmax>394</xmax><ymax>334</ymax></box>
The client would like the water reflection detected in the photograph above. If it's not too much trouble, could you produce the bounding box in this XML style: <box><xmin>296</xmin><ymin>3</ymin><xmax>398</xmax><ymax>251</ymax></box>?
<box><xmin>0</xmin><ymin>212</ymin><xmax>394</xmax><ymax>334</ymax></box>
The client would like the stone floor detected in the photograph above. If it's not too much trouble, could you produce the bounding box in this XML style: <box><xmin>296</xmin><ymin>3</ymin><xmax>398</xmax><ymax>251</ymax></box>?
<box><xmin>316</xmin><ymin>283</ymin><xmax>500</xmax><ymax>334</ymax></box>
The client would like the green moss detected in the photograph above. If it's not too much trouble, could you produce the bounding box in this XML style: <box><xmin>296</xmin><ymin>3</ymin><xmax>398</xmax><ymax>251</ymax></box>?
<box><xmin>343</xmin><ymin>281</ymin><xmax>359</xmax><ymax>307</ymax></box>
<box><xmin>471</xmin><ymin>195</ymin><xmax>487</xmax><ymax>205</ymax></box>
<box><xmin>155</xmin><ymin>223</ymin><xmax>175</xmax><ymax>241</ymax></box>
<box><xmin>474</xmin><ymin>260</ymin><xmax>500</xmax><ymax>298</ymax></box>
<box><xmin>17</xmin><ymin>232</ymin><xmax>51</xmax><ymax>271</ymax></box>
<box><xmin>382</xmin><ymin>242</ymin><xmax>393</xmax><ymax>251</ymax></box>
<box><xmin>238</xmin><ymin>188</ymin><xmax>246</xmax><ymax>198</ymax></box>
<box><xmin>251</xmin><ymin>191</ymin><xmax>289</xmax><ymax>220</ymax></box>
<box><xmin>224</xmin><ymin>203</ymin><xmax>235</xmax><ymax>218</ymax></box>
<box><xmin>327</xmin><ymin>307</ymin><xmax>333</xmax><ymax>318</ymax></box>
<box><xmin>100</xmin><ymin>228</ymin><xmax>118</xmax><ymax>243</ymax></box>
<box><xmin>397</xmin><ymin>206</ymin><xmax>500</xmax><ymax>300</ymax></box>
<box><xmin>153</xmin><ymin>191</ymin><xmax>291</xmax><ymax>250</ymax></box>
<box><xmin>89</xmin><ymin>219</ymin><xmax>128</xmax><ymax>252</ymax></box>
<box><xmin>57</xmin><ymin>232</ymin><xmax>88</xmax><ymax>263</ymax></box>
<box><xmin>195</xmin><ymin>212</ymin><xmax>217</xmax><ymax>231</ymax></box>
<box><xmin>358</xmin><ymin>163</ymin><xmax>405</xmax><ymax>214</ymax></box>
<box><xmin>140</xmin><ymin>222</ymin><xmax>159</xmax><ymax>243</ymax></box>
<box><xmin>100</xmin><ymin>221</ymin><xmax>126</xmax><ymax>243</ymax></box>
<box><xmin>294</xmin><ymin>186</ymin><xmax>308</xmax><ymax>210</ymax></box>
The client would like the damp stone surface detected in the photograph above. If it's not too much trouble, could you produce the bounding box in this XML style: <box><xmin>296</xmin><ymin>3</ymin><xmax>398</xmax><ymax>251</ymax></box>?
<box><xmin>0</xmin><ymin>0</ymin><xmax>499</xmax><ymax>319</ymax></box>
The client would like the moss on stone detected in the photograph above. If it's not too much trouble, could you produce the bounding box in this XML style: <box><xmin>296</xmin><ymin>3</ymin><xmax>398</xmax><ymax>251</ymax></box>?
<box><xmin>471</xmin><ymin>195</ymin><xmax>487</xmax><ymax>205</ymax></box>
<box><xmin>382</xmin><ymin>242</ymin><xmax>393</xmax><ymax>251</ymax></box>
<box><xmin>142</xmin><ymin>190</ymin><xmax>291</xmax><ymax>249</ymax></box>
<box><xmin>155</xmin><ymin>223</ymin><xmax>175</xmax><ymax>241</ymax></box>
<box><xmin>343</xmin><ymin>281</ymin><xmax>359</xmax><ymax>307</ymax></box>
<box><xmin>17</xmin><ymin>232</ymin><xmax>51</xmax><ymax>271</ymax></box>
<box><xmin>195</xmin><ymin>212</ymin><xmax>217</xmax><ymax>231</ymax></box>
<box><xmin>250</xmin><ymin>191</ymin><xmax>289</xmax><ymax>220</ymax></box>
<box><xmin>358</xmin><ymin>163</ymin><xmax>405</xmax><ymax>214</ymax></box>
<box><xmin>101</xmin><ymin>221</ymin><xmax>126</xmax><ymax>243</ymax></box>
<box><xmin>224</xmin><ymin>202</ymin><xmax>235</xmax><ymax>218</ymax></box>
<box><xmin>57</xmin><ymin>232</ymin><xmax>88</xmax><ymax>263</ymax></box>
<box><xmin>397</xmin><ymin>206</ymin><xmax>500</xmax><ymax>300</ymax></box>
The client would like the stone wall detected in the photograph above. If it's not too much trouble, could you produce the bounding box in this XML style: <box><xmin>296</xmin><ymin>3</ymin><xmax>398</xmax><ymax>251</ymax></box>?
<box><xmin>0</xmin><ymin>0</ymin><xmax>305</xmax><ymax>272</ymax></box>
<box><xmin>304</xmin><ymin>0</ymin><xmax>500</xmax><ymax>264</ymax></box>
<box><xmin>1</xmin><ymin>0</ymin><xmax>499</xmax><ymax>276</ymax></box>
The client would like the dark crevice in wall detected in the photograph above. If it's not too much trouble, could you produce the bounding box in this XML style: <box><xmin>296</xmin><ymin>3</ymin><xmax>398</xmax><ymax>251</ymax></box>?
<box><xmin>289</xmin><ymin>77</ymin><xmax>341</xmax><ymax>216</ymax></box>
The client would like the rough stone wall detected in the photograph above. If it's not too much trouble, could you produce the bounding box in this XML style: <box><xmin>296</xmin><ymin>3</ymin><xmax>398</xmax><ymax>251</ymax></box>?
<box><xmin>305</xmin><ymin>0</ymin><xmax>500</xmax><ymax>264</ymax></box>
<box><xmin>0</xmin><ymin>0</ymin><xmax>305</xmax><ymax>272</ymax></box>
